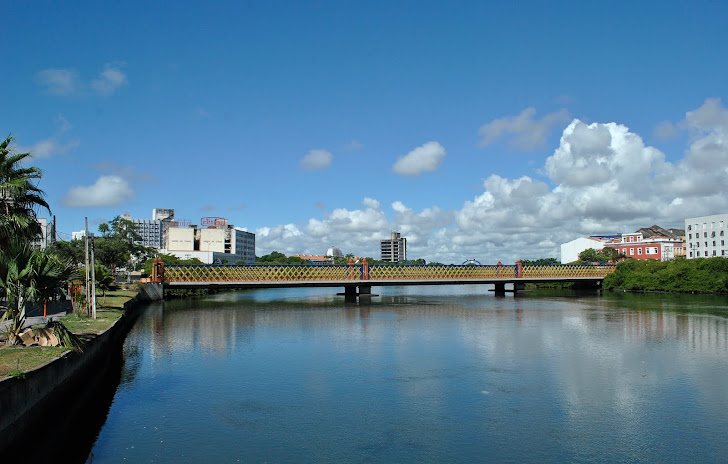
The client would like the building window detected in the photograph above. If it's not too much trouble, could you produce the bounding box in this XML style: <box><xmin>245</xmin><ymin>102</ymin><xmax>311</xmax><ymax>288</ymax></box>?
<box><xmin>629</xmin><ymin>248</ymin><xmax>634</xmax><ymax>255</ymax></box>
<box><xmin>713</xmin><ymin>250</ymin><xmax>717</xmax><ymax>256</ymax></box>
<box><xmin>637</xmin><ymin>248</ymin><xmax>642</xmax><ymax>255</ymax></box>
<box><xmin>688</xmin><ymin>225</ymin><xmax>692</xmax><ymax>230</ymax></box>
<box><xmin>689</xmin><ymin>252</ymin><xmax>693</xmax><ymax>257</ymax></box>
<box><xmin>703</xmin><ymin>223</ymin><xmax>707</xmax><ymax>229</ymax></box>
<box><xmin>689</xmin><ymin>233</ymin><xmax>692</xmax><ymax>239</ymax></box>
<box><xmin>722</xmin><ymin>240</ymin><xmax>725</xmax><ymax>246</ymax></box>
<box><xmin>704</xmin><ymin>232</ymin><xmax>708</xmax><ymax>238</ymax></box>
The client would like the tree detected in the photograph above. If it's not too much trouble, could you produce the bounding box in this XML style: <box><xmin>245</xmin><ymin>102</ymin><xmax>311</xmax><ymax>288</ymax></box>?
<box><xmin>50</xmin><ymin>239</ymin><xmax>86</xmax><ymax>267</ymax></box>
<box><xmin>0</xmin><ymin>239</ymin><xmax>72</xmax><ymax>344</ymax></box>
<box><xmin>98</xmin><ymin>223</ymin><xmax>110</xmax><ymax>237</ymax></box>
<box><xmin>143</xmin><ymin>253</ymin><xmax>204</xmax><ymax>275</ymax></box>
<box><xmin>256</xmin><ymin>251</ymin><xmax>288</xmax><ymax>264</ymax></box>
<box><xmin>0</xmin><ymin>135</ymin><xmax>51</xmax><ymax>247</ymax></box>
<box><xmin>520</xmin><ymin>258</ymin><xmax>559</xmax><ymax>266</ymax></box>
<box><xmin>577</xmin><ymin>248</ymin><xmax>625</xmax><ymax>264</ymax></box>
<box><xmin>93</xmin><ymin>216</ymin><xmax>154</xmax><ymax>273</ymax></box>
<box><xmin>94</xmin><ymin>264</ymin><xmax>115</xmax><ymax>303</ymax></box>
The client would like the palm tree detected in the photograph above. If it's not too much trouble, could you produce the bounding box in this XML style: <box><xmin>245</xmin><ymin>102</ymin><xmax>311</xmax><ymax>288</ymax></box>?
<box><xmin>0</xmin><ymin>239</ymin><xmax>72</xmax><ymax>345</ymax></box>
<box><xmin>0</xmin><ymin>135</ymin><xmax>51</xmax><ymax>247</ymax></box>
<box><xmin>95</xmin><ymin>264</ymin><xmax>115</xmax><ymax>303</ymax></box>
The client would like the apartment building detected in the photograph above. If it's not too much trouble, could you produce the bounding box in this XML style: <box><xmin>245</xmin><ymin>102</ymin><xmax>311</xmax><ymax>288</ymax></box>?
<box><xmin>685</xmin><ymin>214</ymin><xmax>728</xmax><ymax>258</ymax></box>
<box><xmin>381</xmin><ymin>231</ymin><xmax>406</xmax><ymax>263</ymax></box>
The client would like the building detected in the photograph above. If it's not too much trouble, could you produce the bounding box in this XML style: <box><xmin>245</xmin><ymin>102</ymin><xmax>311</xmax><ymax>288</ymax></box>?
<box><xmin>561</xmin><ymin>227</ymin><xmax>685</xmax><ymax>263</ymax></box>
<box><xmin>163</xmin><ymin>218</ymin><xmax>256</xmax><ymax>264</ymax></box>
<box><xmin>118</xmin><ymin>209</ymin><xmax>176</xmax><ymax>249</ymax></box>
<box><xmin>685</xmin><ymin>214</ymin><xmax>728</xmax><ymax>258</ymax></box>
<box><xmin>32</xmin><ymin>218</ymin><xmax>55</xmax><ymax>249</ymax></box>
<box><xmin>381</xmin><ymin>231</ymin><xmax>406</xmax><ymax>262</ymax></box>
<box><xmin>560</xmin><ymin>235</ymin><xmax>619</xmax><ymax>263</ymax></box>
<box><xmin>607</xmin><ymin>241</ymin><xmax>669</xmax><ymax>261</ymax></box>
<box><xmin>72</xmin><ymin>230</ymin><xmax>91</xmax><ymax>241</ymax></box>
<box><xmin>291</xmin><ymin>255</ymin><xmax>331</xmax><ymax>265</ymax></box>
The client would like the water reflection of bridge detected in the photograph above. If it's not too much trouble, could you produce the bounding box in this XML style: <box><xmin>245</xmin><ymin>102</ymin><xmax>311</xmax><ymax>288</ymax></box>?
<box><xmin>159</xmin><ymin>262</ymin><xmax>615</xmax><ymax>298</ymax></box>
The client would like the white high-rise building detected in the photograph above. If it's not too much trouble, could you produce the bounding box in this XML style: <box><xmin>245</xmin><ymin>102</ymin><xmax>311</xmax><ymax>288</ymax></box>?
<box><xmin>685</xmin><ymin>214</ymin><xmax>728</xmax><ymax>258</ymax></box>
<box><xmin>381</xmin><ymin>231</ymin><xmax>407</xmax><ymax>263</ymax></box>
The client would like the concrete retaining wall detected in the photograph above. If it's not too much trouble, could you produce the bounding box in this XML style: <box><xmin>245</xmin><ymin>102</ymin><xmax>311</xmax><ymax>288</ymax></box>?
<box><xmin>0</xmin><ymin>283</ymin><xmax>163</xmax><ymax>454</ymax></box>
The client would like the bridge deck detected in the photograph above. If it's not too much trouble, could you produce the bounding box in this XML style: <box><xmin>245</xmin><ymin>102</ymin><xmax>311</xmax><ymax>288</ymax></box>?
<box><xmin>164</xmin><ymin>276</ymin><xmax>606</xmax><ymax>290</ymax></box>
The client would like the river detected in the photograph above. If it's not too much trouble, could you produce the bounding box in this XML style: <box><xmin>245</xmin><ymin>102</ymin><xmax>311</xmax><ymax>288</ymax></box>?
<box><xmin>80</xmin><ymin>286</ymin><xmax>728</xmax><ymax>463</ymax></box>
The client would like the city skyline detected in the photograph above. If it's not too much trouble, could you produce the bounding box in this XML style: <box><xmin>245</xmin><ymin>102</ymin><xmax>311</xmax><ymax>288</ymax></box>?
<box><xmin>3</xmin><ymin>1</ymin><xmax>727</xmax><ymax>264</ymax></box>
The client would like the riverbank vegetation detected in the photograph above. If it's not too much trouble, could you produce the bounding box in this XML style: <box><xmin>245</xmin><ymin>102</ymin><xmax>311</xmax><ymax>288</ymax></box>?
<box><xmin>0</xmin><ymin>135</ymin><xmax>143</xmax><ymax>376</ymax></box>
<box><xmin>604</xmin><ymin>257</ymin><xmax>728</xmax><ymax>293</ymax></box>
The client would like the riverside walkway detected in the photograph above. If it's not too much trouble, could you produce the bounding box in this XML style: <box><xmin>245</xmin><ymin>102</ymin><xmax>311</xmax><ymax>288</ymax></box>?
<box><xmin>159</xmin><ymin>262</ymin><xmax>616</xmax><ymax>297</ymax></box>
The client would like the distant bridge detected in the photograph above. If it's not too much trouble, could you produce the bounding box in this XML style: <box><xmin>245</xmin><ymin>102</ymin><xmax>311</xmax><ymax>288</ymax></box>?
<box><xmin>158</xmin><ymin>262</ymin><xmax>616</xmax><ymax>297</ymax></box>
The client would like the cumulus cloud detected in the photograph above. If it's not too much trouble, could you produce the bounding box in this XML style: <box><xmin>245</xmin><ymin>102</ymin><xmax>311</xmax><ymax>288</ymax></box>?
<box><xmin>35</xmin><ymin>63</ymin><xmax>127</xmax><ymax>96</ymax></box>
<box><xmin>62</xmin><ymin>175</ymin><xmax>135</xmax><ymax>207</ymax></box>
<box><xmin>392</xmin><ymin>141</ymin><xmax>446</xmax><ymax>176</ymax></box>
<box><xmin>254</xmin><ymin>99</ymin><xmax>728</xmax><ymax>265</ymax></box>
<box><xmin>362</xmin><ymin>198</ymin><xmax>381</xmax><ymax>209</ymax></box>
<box><xmin>300</xmin><ymin>149</ymin><xmax>333</xmax><ymax>171</ymax></box>
<box><xmin>479</xmin><ymin>107</ymin><xmax>571</xmax><ymax>150</ymax></box>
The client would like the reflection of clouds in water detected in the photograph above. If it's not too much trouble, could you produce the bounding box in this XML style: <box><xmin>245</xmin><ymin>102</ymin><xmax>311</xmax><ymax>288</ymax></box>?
<box><xmin>458</xmin><ymin>301</ymin><xmax>728</xmax><ymax>460</ymax></box>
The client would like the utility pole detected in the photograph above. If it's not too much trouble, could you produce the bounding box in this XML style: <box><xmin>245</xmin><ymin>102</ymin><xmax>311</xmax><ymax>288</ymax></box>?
<box><xmin>85</xmin><ymin>217</ymin><xmax>90</xmax><ymax>317</ymax></box>
<box><xmin>90</xmin><ymin>235</ymin><xmax>97</xmax><ymax>320</ymax></box>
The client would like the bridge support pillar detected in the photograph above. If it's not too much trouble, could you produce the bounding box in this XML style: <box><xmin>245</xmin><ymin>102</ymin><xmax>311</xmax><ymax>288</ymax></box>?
<box><xmin>513</xmin><ymin>283</ymin><xmax>525</xmax><ymax>294</ymax></box>
<box><xmin>494</xmin><ymin>283</ymin><xmax>506</xmax><ymax>297</ymax></box>
<box><xmin>358</xmin><ymin>285</ymin><xmax>371</xmax><ymax>295</ymax></box>
<box><xmin>344</xmin><ymin>285</ymin><xmax>358</xmax><ymax>303</ymax></box>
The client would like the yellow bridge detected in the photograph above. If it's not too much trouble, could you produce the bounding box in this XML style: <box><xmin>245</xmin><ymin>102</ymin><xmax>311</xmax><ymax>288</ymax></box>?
<box><xmin>158</xmin><ymin>262</ymin><xmax>616</xmax><ymax>297</ymax></box>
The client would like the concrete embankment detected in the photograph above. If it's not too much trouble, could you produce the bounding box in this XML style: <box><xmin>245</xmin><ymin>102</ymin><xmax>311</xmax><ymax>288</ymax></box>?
<box><xmin>0</xmin><ymin>283</ymin><xmax>164</xmax><ymax>455</ymax></box>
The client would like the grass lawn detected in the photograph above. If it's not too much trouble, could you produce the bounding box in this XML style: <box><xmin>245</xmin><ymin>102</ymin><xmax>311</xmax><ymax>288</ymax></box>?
<box><xmin>0</xmin><ymin>287</ymin><xmax>138</xmax><ymax>378</ymax></box>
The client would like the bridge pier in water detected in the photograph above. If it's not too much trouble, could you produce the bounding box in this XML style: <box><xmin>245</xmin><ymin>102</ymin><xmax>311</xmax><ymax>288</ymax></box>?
<box><xmin>343</xmin><ymin>284</ymin><xmax>373</xmax><ymax>302</ymax></box>
<box><xmin>493</xmin><ymin>282</ymin><xmax>525</xmax><ymax>297</ymax></box>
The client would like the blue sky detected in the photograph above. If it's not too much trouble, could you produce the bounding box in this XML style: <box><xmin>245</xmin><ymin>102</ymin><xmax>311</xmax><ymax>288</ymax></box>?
<box><xmin>3</xmin><ymin>1</ymin><xmax>728</xmax><ymax>263</ymax></box>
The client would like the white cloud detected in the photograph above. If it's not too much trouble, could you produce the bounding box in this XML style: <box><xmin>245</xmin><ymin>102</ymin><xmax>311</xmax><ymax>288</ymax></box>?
<box><xmin>35</xmin><ymin>69</ymin><xmax>79</xmax><ymax>96</ymax></box>
<box><xmin>300</xmin><ymin>149</ymin><xmax>333</xmax><ymax>171</ymax></box>
<box><xmin>91</xmin><ymin>63</ymin><xmax>128</xmax><ymax>95</ymax></box>
<box><xmin>15</xmin><ymin>115</ymin><xmax>79</xmax><ymax>158</ymax></box>
<box><xmin>478</xmin><ymin>107</ymin><xmax>571</xmax><ymax>150</ymax></box>
<box><xmin>62</xmin><ymin>175</ymin><xmax>135</xmax><ymax>207</ymax></box>
<box><xmin>254</xmin><ymin>99</ymin><xmax>728</xmax><ymax>265</ymax></box>
<box><xmin>392</xmin><ymin>141</ymin><xmax>446</xmax><ymax>176</ymax></box>
<box><xmin>362</xmin><ymin>198</ymin><xmax>380</xmax><ymax>209</ymax></box>
<box><xmin>35</xmin><ymin>63</ymin><xmax>127</xmax><ymax>96</ymax></box>
<box><xmin>22</xmin><ymin>138</ymin><xmax>80</xmax><ymax>158</ymax></box>
<box><xmin>391</xmin><ymin>201</ymin><xmax>410</xmax><ymax>213</ymax></box>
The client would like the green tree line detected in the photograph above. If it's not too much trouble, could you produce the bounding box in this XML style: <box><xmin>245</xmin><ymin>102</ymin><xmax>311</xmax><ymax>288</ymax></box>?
<box><xmin>604</xmin><ymin>257</ymin><xmax>728</xmax><ymax>293</ymax></box>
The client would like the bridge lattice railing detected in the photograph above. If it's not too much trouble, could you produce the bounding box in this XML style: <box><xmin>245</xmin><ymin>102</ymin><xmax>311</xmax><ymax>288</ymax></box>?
<box><xmin>368</xmin><ymin>264</ymin><xmax>514</xmax><ymax>280</ymax></box>
<box><xmin>164</xmin><ymin>264</ymin><xmax>361</xmax><ymax>282</ymax></box>
<box><xmin>520</xmin><ymin>264</ymin><xmax>615</xmax><ymax>278</ymax></box>
<box><xmin>163</xmin><ymin>263</ymin><xmax>615</xmax><ymax>283</ymax></box>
